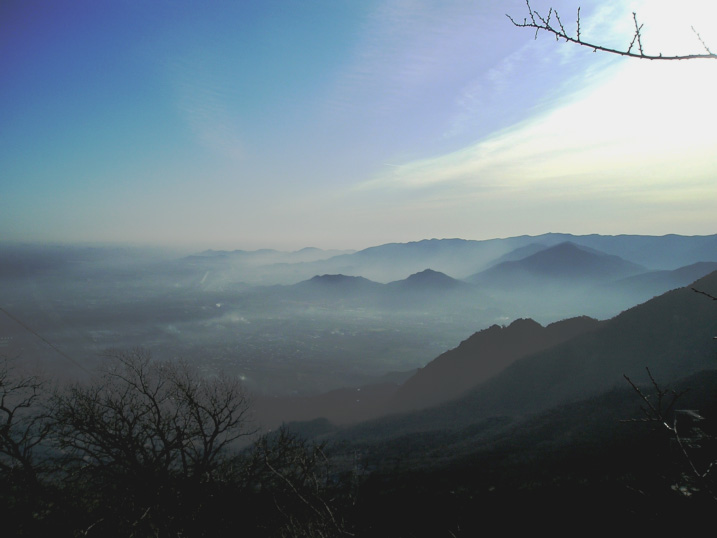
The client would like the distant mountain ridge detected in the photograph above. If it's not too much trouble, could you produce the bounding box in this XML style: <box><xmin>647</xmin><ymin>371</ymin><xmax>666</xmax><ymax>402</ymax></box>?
<box><xmin>164</xmin><ymin>233</ymin><xmax>717</xmax><ymax>286</ymax></box>
<box><xmin>312</xmin><ymin>234</ymin><xmax>717</xmax><ymax>282</ymax></box>
<box><xmin>469</xmin><ymin>242</ymin><xmax>646</xmax><ymax>286</ymax></box>
<box><xmin>610</xmin><ymin>262</ymin><xmax>717</xmax><ymax>297</ymax></box>
<box><xmin>485</xmin><ymin>242</ymin><xmax>549</xmax><ymax>267</ymax></box>
<box><xmin>305</xmin><ymin>274</ymin><xmax>376</xmax><ymax>286</ymax></box>
<box><xmin>274</xmin><ymin>270</ymin><xmax>492</xmax><ymax>313</ymax></box>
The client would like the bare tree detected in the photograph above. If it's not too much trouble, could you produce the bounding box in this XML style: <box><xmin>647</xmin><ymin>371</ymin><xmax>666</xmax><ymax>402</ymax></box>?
<box><xmin>1</xmin><ymin>349</ymin><xmax>362</xmax><ymax>536</ymax></box>
<box><xmin>507</xmin><ymin>0</ymin><xmax>716</xmax><ymax>60</ymax></box>
<box><xmin>0</xmin><ymin>357</ymin><xmax>50</xmax><ymax>486</ymax></box>
<box><xmin>46</xmin><ymin>348</ymin><xmax>256</xmax><ymax>536</ymax></box>
<box><xmin>624</xmin><ymin>368</ymin><xmax>717</xmax><ymax>502</ymax></box>
<box><xmin>50</xmin><ymin>348</ymin><xmax>254</xmax><ymax>482</ymax></box>
<box><xmin>248</xmin><ymin>426</ymin><xmax>356</xmax><ymax>537</ymax></box>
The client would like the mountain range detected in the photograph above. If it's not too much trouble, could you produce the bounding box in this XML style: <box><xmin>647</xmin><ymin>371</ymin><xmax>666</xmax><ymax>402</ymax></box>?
<box><xmin>329</xmin><ymin>270</ymin><xmax>717</xmax><ymax>442</ymax></box>
<box><xmin>169</xmin><ymin>233</ymin><xmax>717</xmax><ymax>287</ymax></box>
<box><xmin>253</xmin><ymin>269</ymin><xmax>717</xmax><ymax>430</ymax></box>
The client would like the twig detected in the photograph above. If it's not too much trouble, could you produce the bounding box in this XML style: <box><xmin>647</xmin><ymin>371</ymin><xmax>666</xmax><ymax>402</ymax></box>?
<box><xmin>507</xmin><ymin>1</ymin><xmax>717</xmax><ymax>60</ymax></box>
<box><xmin>692</xmin><ymin>26</ymin><xmax>714</xmax><ymax>55</ymax></box>
<box><xmin>623</xmin><ymin>369</ymin><xmax>717</xmax><ymax>503</ymax></box>
<box><xmin>632</xmin><ymin>12</ymin><xmax>644</xmax><ymax>56</ymax></box>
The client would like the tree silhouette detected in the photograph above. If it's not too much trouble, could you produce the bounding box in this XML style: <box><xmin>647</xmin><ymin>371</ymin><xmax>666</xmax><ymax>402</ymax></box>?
<box><xmin>0</xmin><ymin>357</ymin><xmax>49</xmax><ymax>486</ymax></box>
<box><xmin>623</xmin><ymin>368</ymin><xmax>717</xmax><ymax>503</ymax></box>
<box><xmin>507</xmin><ymin>1</ymin><xmax>716</xmax><ymax>60</ymax></box>
<box><xmin>247</xmin><ymin>426</ymin><xmax>356</xmax><ymax>537</ymax></box>
<box><xmin>48</xmin><ymin>348</ymin><xmax>255</xmax><ymax>536</ymax></box>
<box><xmin>0</xmin><ymin>347</ymin><xmax>367</xmax><ymax>536</ymax></box>
<box><xmin>51</xmin><ymin>348</ymin><xmax>254</xmax><ymax>483</ymax></box>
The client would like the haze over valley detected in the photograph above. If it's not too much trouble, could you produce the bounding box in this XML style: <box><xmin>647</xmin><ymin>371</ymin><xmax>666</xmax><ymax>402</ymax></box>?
<box><xmin>3</xmin><ymin>233</ymin><xmax>716</xmax><ymax>410</ymax></box>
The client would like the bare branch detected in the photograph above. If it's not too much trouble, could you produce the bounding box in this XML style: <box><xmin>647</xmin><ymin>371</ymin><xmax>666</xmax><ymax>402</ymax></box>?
<box><xmin>692</xmin><ymin>26</ymin><xmax>714</xmax><ymax>55</ymax></box>
<box><xmin>623</xmin><ymin>369</ymin><xmax>717</xmax><ymax>502</ymax></box>
<box><xmin>507</xmin><ymin>1</ymin><xmax>717</xmax><ymax>60</ymax></box>
<box><xmin>554</xmin><ymin>10</ymin><xmax>566</xmax><ymax>41</ymax></box>
<box><xmin>632</xmin><ymin>12</ymin><xmax>644</xmax><ymax>56</ymax></box>
<box><xmin>0</xmin><ymin>358</ymin><xmax>50</xmax><ymax>483</ymax></box>
<box><xmin>50</xmin><ymin>348</ymin><xmax>254</xmax><ymax>482</ymax></box>
<box><xmin>252</xmin><ymin>428</ymin><xmax>355</xmax><ymax>537</ymax></box>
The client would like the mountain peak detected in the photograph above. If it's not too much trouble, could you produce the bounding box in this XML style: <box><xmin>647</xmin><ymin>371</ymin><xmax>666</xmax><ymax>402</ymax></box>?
<box><xmin>405</xmin><ymin>268</ymin><xmax>454</xmax><ymax>283</ymax></box>
<box><xmin>388</xmin><ymin>268</ymin><xmax>465</xmax><ymax>290</ymax></box>
<box><xmin>470</xmin><ymin>241</ymin><xmax>645</xmax><ymax>285</ymax></box>
<box><xmin>308</xmin><ymin>274</ymin><xmax>370</xmax><ymax>285</ymax></box>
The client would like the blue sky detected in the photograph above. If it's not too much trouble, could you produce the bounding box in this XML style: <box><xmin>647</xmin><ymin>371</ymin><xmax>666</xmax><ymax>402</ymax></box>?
<box><xmin>2</xmin><ymin>0</ymin><xmax>716</xmax><ymax>250</ymax></box>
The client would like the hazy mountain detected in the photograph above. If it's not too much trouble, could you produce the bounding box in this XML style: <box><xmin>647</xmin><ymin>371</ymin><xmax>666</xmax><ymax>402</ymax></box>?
<box><xmin>260</xmin><ymin>270</ymin><xmax>497</xmax><ymax>314</ymax></box>
<box><xmin>610</xmin><ymin>262</ymin><xmax>717</xmax><ymax>299</ymax></box>
<box><xmin>462</xmin><ymin>242</ymin><xmax>650</xmax><ymax>320</ymax></box>
<box><xmin>557</xmin><ymin>233</ymin><xmax>717</xmax><ymax>270</ymax></box>
<box><xmin>468</xmin><ymin>242</ymin><xmax>646</xmax><ymax>286</ymax></box>
<box><xmin>12</xmin><ymin>234</ymin><xmax>715</xmax><ymax>288</ymax></box>
<box><xmin>245</xmin><ymin>274</ymin><xmax>388</xmax><ymax>311</ymax></box>
<box><xmin>386</xmin><ymin>268</ymin><xmax>468</xmax><ymax>291</ymax></box>
<box><xmin>483</xmin><ymin>233</ymin><xmax>717</xmax><ymax>269</ymax></box>
<box><xmin>298</xmin><ymin>234</ymin><xmax>717</xmax><ymax>283</ymax></box>
<box><xmin>381</xmin><ymin>269</ymin><xmax>491</xmax><ymax>310</ymax></box>
<box><xmin>387</xmin><ymin>316</ymin><xmax>601</xmax><ymax>413</ymax></box>
<box><xmin>148</xmin><ymin>234</ymin><xmax>717</xmax><ymax>287</ymax></box>
<box><xmin>338</xmin><ymin>270</ymin><xmax>717</xmax><ymax>441</ymax></box>
<box><xmin>292</xmin><ymin>274</ymin><xmax>384</xmax><ymax>298</ymax></box>
<box><xmin>484</xmin><ymin>242</ymin><xmax>549</xmax><ymax>267</ymax></box>
<box><xmin>286</xmin><ymin>237</ymin><xmax>548</xmax><ymax>283</ymax></box>
<box><xmin>578</xmin><ymin>261</ymin><xmax>717</xmax><ymax>320</ymax></box>
<box><xmin>300</xmin><ymin>273</ymin><xmax>380</xmax><ymax>288</ymax></box>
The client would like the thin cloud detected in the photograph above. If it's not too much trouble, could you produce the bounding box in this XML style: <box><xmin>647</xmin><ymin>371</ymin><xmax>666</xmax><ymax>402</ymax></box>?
<box><xmin>327</xmin><ymin>0</ymin><xmax>489</xmax><ymax>115</ymax></box>
<box><xmin>356</xmin><ymin>55</ymin><xmax>717</xmax><ymax>201</ymax></box>
<box><xmin>168</xmin><ymin>51</ymin><xmax>244</xmax><ymax>160</ymax></box>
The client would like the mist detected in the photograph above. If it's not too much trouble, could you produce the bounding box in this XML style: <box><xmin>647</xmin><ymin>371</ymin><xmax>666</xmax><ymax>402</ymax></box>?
<box><xmin>3</xmin><ymin>234</ymin><xmax>716</xmax><ymax>402</ymax></box>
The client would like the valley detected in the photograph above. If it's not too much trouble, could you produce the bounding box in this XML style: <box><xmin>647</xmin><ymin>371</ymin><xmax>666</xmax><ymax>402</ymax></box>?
<box><xmin>3</xmin><ymin>233</ymin><xmax>716</xmax><ymax>412</ymax></box>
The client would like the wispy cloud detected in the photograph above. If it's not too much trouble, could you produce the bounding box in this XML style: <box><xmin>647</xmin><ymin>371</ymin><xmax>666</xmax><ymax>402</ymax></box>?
<box><xmin>327</xmin><ymin>0</ymin><xmax>491</xmax><ymax>115</ymax></box>
<box><xmin>168</xmin><ymin>50</ymin><xmax>244</xmax><ymax>160</ymax></box>
<box><xmin>433</xmin><ymin>0</ymin><xmax>626</xmax><ymax>142</ymax></box>
<box><xmin>356</xmin><ymin>55</ymin><xmax>717</xmax><ymax>202</ymax></box>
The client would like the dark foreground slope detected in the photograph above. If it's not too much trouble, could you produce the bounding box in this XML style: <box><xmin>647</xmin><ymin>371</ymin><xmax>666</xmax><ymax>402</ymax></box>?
<box><xmin>345</xmin><ymin>369</ymin><xmax>717</xmax><ymax>535</ymax></box>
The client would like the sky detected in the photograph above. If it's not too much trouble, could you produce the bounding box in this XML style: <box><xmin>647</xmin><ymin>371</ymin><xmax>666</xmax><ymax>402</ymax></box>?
<box><xmin>2</xmin><ymin>0</ymin><xmax>716</xmax><ymax>251</ymax></box>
